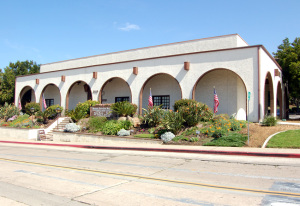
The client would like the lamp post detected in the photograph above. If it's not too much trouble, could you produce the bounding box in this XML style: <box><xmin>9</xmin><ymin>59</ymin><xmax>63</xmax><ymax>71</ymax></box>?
<box><xmin>30</xmin><ymin>107</ymin><xmax>35</xmax><ymax>122</ymax></box>
<box><xmin>30</xmin><ymin>107</ymin><xmax>35</xmax><ymax>127</ymax></box>
<box><xmin>55</xmin><ymin>107</ymin><xmax>62</xmax><ymax>117</ymax></box>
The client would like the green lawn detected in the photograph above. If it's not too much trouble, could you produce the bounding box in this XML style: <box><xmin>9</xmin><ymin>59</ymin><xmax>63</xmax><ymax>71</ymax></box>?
<box><xmin>267</xmin><ymin>130</ymin><xmax>300</xmax><ymax>148</ymax></box>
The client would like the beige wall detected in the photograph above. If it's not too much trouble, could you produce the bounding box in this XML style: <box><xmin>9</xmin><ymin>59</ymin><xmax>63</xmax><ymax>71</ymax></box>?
<box><xmin>195</xmin><ymin>69</ymin><xmax>246</xmax><ymax>120</ymax></box>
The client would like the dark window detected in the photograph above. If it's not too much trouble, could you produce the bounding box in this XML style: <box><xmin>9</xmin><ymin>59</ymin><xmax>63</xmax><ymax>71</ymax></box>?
<box><xmin>153</xmin><ymin>95</ymin><xmax>170</xmax><ymax>109</ymax></box>
<box><xmin>45</xmin><ymin>99</ymin><xmax>54</xmax><ymax>107</ymax></box>
<box><xmin>115</xmin><ymin>97</ymin><xmax>130</xmax><ymax>103</ymax></box>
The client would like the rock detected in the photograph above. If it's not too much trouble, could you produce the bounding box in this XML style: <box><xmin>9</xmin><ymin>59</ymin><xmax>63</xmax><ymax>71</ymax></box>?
<box><xmin>118</xmin><ymin>117</ymin><xmax>127</xmax><ymax>121</ymax></box>
<box><xmin>132</xmin><ymin>117</ymin><xmax>141</xmax><ymax>127</ymax></box>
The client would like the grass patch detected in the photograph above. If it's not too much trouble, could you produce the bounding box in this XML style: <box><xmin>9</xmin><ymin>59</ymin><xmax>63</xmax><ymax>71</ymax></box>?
<box><xmin>134</xmin><ymin>134</ymin><xmax>156</xmax><ymax>139</ymax></box>
<box><xmin>204</xmin><ymin>132</ymin><xmax>247</xmax><ymax>147</ymax></box>
<box><xmin>267</xmin><ymin>130</ymin><xmax>300</xmax><ymax>148</ymax></box>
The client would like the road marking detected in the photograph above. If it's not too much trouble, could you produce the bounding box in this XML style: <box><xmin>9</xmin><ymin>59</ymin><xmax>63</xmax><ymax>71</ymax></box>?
<box><xmin>1</xmin><ymin>157</ymin><xmax>300</xmax><ymax>198</ymax></box>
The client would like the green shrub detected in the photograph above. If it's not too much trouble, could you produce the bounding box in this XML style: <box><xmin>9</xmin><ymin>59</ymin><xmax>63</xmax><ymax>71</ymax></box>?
<box><xmin>190</xmin><ymin>137</ymin><xmax>199</xmax><ymax>142</ymax></box>
<box><xmin>111</xmin><ymin>101</ymin><xmax>137</xmax><ymax>117</ymax></box>
<box><xmin>0</xmin><ymin>102</ymin><xmax>20</xmax><ymax>120</ymax></box>
<box><xmin>173</xmin><ymin>99</ymin><xmax>199</xmax><ymax>111</ymax></box>
<box><xmin>65</xmin><ymin>109</ymin><xmax>86</xmax><ymax>122</ymax></box>
<box><xmin>66</xmin><ymin>100</ymin><xmax>100</xmax><ymax>122</ymax></box>
<box><xmin>87</xmin><ymin>116</ymin><xmax>107</xmax><ymax>133</ymax></box>
<box><xmin>118</xmin><ymin>120</ymin><xmax>132</xmax><ymax>130</ymax></box>
<box><xmin>204</xmin><ymin>133</ymin><xmax>247</xmax><ymax>147</ymax></box>
<box><xmin>25</xmin><ymin>102</ymin><xmax>40</xmax><ymax>115</ymax></box>
<box><xmin>262</xmin><ymin>115</ymin><xmax>277</xmax><ymax>126</ymax></box>
<box><xmin>142</xmin><ymin>106</ymin><xmax>165</xmax><ymax>127</ymax></box>
<box><xmin>76</xmin><ymin>100</ymin><xmax>100</xmax><ymax>116</ymax></box>
<box><xmin>172</xmin><ymin>135</ymin><xmax>184</xmax><ymax>142</ymax></box>
<box><xmin>159</xmin><ymin>110</ymin><xmax>185</xmax><ymax>135</ymax></box>
<box><xmin>101</xmin><ymin>120</ymin><xmax>132</xmax><ymax>135</ymax></box>
<box><xmin>44</xmin><ymin>105</ymin><xmax>64</xmax><ymax>119</ymax></box>
<box><xmin>201</xmin><ymin>115</ymin><xmax>247</xmax><ymax>138</ymax></box>
<box><xmin>175</xmin><ymin>99</ymin><xmax>213</xmax><ymax>126</ymax></box>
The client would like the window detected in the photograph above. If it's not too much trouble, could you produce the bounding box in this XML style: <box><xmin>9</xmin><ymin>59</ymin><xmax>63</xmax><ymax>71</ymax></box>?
<box><xmin>115</xmin><ymin>97</ymin><xmax>130</xmax><ymax>103</ymax></box>
<box><xmin>153</xmin><ymin>95</ymin><xmax>170</xmax><ymax>109</ymax></box>
<box><xmin>45</xmin><ymin>99</ymin><xmax>54</xmax><ymax>107</ymax></box>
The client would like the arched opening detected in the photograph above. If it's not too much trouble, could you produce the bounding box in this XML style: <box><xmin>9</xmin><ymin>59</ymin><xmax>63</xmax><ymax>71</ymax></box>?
<box><xmin>19</xmin><ymin>86</ymin><xmax>36</xmax><ymax>112</ymax></box>
<box><xmin>39</xmin><ymin>84</ymin><xmax>61</xmax><ymax>111</ymax></box>
<box><xmin>264</xmin><ymin>72</ymin><xmax>274</xmax><ymax>116</ymax></box>
<box><xmin>139</xmin><ymin>73</ymin><xmax>182</xmax><ymax>114</ymax></box>
<box><xmin>99</xmin><ymin>77</ymin><xmax>132</xmax><ymax>104</ymax></box>
<box><xmin>66</xmin><ymin>81</ymin><xmax>92</xmax><ymax>110</ymax></box>
<box><xmin>276</xmin><ymin>82</ymin><xmax>283</xmax><ymax>119</ymax></box>
<box><xmin>193</xmin><ymin>69</ymin><xmax>247</xmax><ymax>120</ymax></box>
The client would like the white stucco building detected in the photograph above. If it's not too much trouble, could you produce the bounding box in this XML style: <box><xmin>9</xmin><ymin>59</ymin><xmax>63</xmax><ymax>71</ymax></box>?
<box><xmin>15</xmin><ymin>34</ymin><xmax>285</xmax><ymax>122</ymax></box>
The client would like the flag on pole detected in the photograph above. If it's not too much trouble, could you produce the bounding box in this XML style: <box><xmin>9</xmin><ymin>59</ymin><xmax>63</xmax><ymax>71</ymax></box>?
<box><xmin>214</xmin><ymin>88</ymin><xmax>219</xmax><ymax>113</ymax></box>
<box><xmin>43</xmin><ymin>94</ymin><xmax>47</xmax><ymax>109</ymax></box>
<box><xmin>18</xmin><ymin>97</ymin><xmax>22</xmax><ymax>110</ymax></box>
<box><xmin>148</xmin><ymin>88</ymin><xmax>153</xmax><ymax>107</ymax></box>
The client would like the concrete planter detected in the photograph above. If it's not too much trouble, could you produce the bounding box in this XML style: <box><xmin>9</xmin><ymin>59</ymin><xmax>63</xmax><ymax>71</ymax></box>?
<box><xmin>53</xmin><ymin>131</ymin><xmax>162</xmax><ymax>145</ymax></box>
<box><xmin>0</xmin><ymin>126</ymin><xmax>39</xmax><ymax>140</ymax></box>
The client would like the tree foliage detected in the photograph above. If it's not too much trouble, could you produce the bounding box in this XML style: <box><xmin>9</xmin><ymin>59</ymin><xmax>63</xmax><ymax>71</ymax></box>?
<box><xmin>273</xmin><ymin>38</ymin><xmax>300</xmax><ymax>102</ymax></box>
<box><xmin>0</xmin><ymin>60</ymin><xmax>40</xmax><ymax>105</ymax></box>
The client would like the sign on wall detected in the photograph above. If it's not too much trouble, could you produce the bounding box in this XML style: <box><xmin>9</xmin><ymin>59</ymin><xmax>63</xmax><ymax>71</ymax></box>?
<box><xmin>90</xmin><ymin>104</ymin><xmax>113</xmax><ymax>118</ymax></box>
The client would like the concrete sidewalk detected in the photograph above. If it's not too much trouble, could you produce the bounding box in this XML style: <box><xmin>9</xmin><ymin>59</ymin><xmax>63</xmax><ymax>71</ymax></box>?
<box><xmin>1</xmin><ymin>137</ymin><xmax>300</xmax><ymax>158</ymax></box>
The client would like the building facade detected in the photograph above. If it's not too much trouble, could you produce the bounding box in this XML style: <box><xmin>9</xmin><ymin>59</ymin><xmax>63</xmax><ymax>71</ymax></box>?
<box><xmin>15</xmin><ymin>34</ymin><xmax>284</xmax><ymax>122</ymax></box>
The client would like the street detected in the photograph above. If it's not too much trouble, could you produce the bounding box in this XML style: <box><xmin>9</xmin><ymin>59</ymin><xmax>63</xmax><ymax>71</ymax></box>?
<box><xmin>0</xmin><ymin>144</ymin><xmax>300</xmax><ymax>206</ymax></box>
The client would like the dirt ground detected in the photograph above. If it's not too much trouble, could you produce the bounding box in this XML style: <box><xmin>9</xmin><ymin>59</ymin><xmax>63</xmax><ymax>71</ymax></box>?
<box><xmin>240</xmin><ymin>121</ymin><xmax>300</xmax><ymax>147</ymax></box>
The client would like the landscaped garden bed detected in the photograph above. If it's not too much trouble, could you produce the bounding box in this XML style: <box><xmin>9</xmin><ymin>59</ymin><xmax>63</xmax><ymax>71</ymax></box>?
<box><xmin>1</xmin><ymin>100</ymin><xmax>300</xmax><ymax>148</ymax></box>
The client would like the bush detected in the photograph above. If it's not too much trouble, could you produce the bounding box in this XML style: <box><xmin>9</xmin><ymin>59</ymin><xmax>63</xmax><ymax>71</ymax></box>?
<box><xmin>0</xmin><ymin>102</ymin><xmax>20</xmax><ymax>121</ymax></box>
<box><xmin>101</xmin><ymin>120</ymin><xmax>132</xmax><ymax>135</ymax></box>
<box><xmin>204</xmin><ymin>133</ymin><xmax>247</xmax><ymax>147</ymax></box>
<box><xmin>142</xmin><ymin>106</ymin><xmax>165</xmax><ymax>127</ymax></box>
<box><xmin>190</xmin><ymin>137</ymin><xmax>199</xmax><ymax>142</ymax></box>
<box><xmin>66</xmin><ymin>100</ymin><xmax>100</xmax><ymax>122</ymax></box>
<box><xmin>174</xmin><ymin>99</ymin><xmax>213</xmax><ymax>126</ymax></box>
<box><xmin>44</xmin><ymin>105</ymin><xmax>64</xmax><ymax>119</ymax></box>
<box><xmin>161</xmin><ymin>131</ymin><xmax>175</xmax><ymax>143</ymax></box>
<box><xmin>76</xmin><ymin>100</ymin><xmax>100</xmax><ymax>117</ymax></box>
<box><xmin>201</xmin><ymin>115</ymin><xmax>246</xmax><ymax>138</ymax></box>
<box><xmin>65</xmin><ymin>123</ymin><xmax>80</xmax><ymax>132</ymax></box>
<box><xmin>262</xmin><ymin>115</ymin><xmax>277</xmax><ymax>126</ymax></box>
<box><xmin>25</xmin><ymin>102</ymin><xmax>40</xmax><ymax>115</ymax></box>
<box><xmin>111</xmin><ymin>101</ymin><xmax>137</xmax><ymax>117</ymax></box>
<box><xmin>173</xmin><ymin>99</ymin><xmax>198</xmax><ymax>111</ymax></box>
<box><xmin>87</xmin><ymin>116</ymin><xmax>107</xmax><ymax>133</ymax></box>
<box><xmin>159</xmin><ymin>110</ymin><xmax>185</xmax><ymax>135</ymax></box>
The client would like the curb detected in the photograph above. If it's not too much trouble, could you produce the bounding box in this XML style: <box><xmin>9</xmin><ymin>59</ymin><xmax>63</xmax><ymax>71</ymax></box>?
<box><xmin>1</xmin><ymin>140</ymin><xmax>300</xmax><ymax>158</ymax></box>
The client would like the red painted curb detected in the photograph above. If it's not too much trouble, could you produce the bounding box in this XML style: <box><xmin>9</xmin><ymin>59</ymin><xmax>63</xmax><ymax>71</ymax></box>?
<box><xmin>1</xmin><ymin>140</ymin><xmax>300</xmax><ymax>158</ymax></box>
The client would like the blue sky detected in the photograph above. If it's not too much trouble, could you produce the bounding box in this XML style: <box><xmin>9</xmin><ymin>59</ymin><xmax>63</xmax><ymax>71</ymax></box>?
<box><xmin>0</xmin><ymin>0</ymin><xmax>299</xmax><ymax>69</ymax></box>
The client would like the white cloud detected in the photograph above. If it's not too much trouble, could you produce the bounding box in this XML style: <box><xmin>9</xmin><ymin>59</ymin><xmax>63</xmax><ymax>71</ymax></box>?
<box><xmin>118</xmin><ymin>23</ymin><xmax>140</xmax><ymax>31</ymax></box>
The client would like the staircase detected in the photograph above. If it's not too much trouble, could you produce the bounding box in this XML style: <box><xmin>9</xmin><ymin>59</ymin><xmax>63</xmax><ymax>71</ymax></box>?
<box><xmin>41</xmin><ymin>117</ymin><xmax>72</xmax><ymax>141</ymax></box>
<box><xmin>53</xmin><ymin>117</ymin><xmax>72</xmax><ymax>132</ymax></box>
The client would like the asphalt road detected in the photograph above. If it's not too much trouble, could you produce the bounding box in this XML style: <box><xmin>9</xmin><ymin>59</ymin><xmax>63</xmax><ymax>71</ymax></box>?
<box><xmin>0</xmin><ymin>144</ymin><xmax>300</xmax><ymax>206</ymax></box>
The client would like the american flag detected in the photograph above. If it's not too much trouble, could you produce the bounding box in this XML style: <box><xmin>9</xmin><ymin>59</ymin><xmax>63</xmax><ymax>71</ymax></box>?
<box><xmin>214</xmin><ymin>88</ymin><xmax>219</xmax><ymax>113</ymax></box>
<box><xmin>43</xmin><ymin>94</ymin><xmax>47</xmax><ymax>109</ymax></box>
<box><xmin>148</xmin><ymin>89</ymin><xmax>153</xmax><ymax>107</ymax></box>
